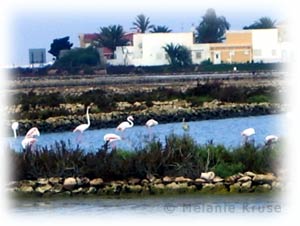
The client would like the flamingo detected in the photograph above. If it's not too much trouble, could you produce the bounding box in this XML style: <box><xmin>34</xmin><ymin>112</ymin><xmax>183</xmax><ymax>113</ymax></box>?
<box><xmin>104</xmin><ymin>133</ymin><xmax>122</xmax><ymax>149</ymax></box>
<box><xmin>116</xmin><ymin>115</ymin><xmax>134</xmax><ymax>132</ymax></box>
<box><xmin>265</xmin><ymin>135</ymin><xmax>279</xmax><ymax>145</ymax></box>
<box><xmin>241</xmin><ymin>127</ymin><xmax>255</xmax><ymax>144</ymax></box>
<box><xmin>145</xmin><ymin>119</ymin><xmax>158</xmax><ymax>128</ymax></box>
<box><xmin>182</xmin><ymin>118</ymin><xmax>189</xmax><ymax>132</ymax></box>
<box><xmin>145</xmin><ymin>118</ymin><xmax>158</xmax><ymax>140</ymax></box>
<box><xmin>11</xmin><ymin>122</ymin><xmax>19</xmax><ymax>138</ymax></box>
<box><xmin>21</xmin><ymin>137</ymin><xmax>37</xmax><ymax>149</ymax></box>
<box><xmin>25</xmin><ymin>127</ymin><xmax>40</xmax><ymax>138</ymax></box>
<box><xmin>73</xmin><ymin>106</ymin><xmax>91</xmax><ymax>133</ymax></box>
<box><xmin>21</xmin><ymin>127</ymin><xmax>40</xmax><ymax>150</ymax></box>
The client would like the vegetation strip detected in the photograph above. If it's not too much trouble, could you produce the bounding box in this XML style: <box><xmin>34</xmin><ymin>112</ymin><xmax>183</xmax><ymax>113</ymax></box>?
<box><xmin>9</xmin><ymin>134</ymin><xmax>283</xmax><ymax>196</ymax></box>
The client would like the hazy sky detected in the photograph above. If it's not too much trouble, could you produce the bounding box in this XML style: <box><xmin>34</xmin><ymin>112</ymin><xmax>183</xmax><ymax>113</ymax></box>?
<box><xmin>2</xmin><ymin>0</ymin><xmax>285</xmax><ymax>66</ymax></box>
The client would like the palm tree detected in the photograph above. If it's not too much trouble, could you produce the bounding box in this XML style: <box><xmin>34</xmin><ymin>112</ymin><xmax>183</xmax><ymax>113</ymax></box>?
<box><xmin>132</xmin><ymin>14</ymin><xmax>153</xmax><ymax>33</ymax></box>
<box><xmin>94</xmin><ymin>25</ymin><xmax>128</xmax><ymax>52</ymax></box>
<box><xmin>163</xmin><ymin>43</ymin><xmax>192</xmax><ymax>68</ymax></box>
<box><xmin>150</xmin><ymin>25</ymin><xmax>172</xmax><ymax>33</ymax></box>
<box><xmin>195</xmin><ymin>8</ymin><xmax>230</xmax><ymax>43</ymax></box>
<box><xmin>243</xmin><ymin>17</ymin><xmax>277</xmax><ymax>29</ymax></box>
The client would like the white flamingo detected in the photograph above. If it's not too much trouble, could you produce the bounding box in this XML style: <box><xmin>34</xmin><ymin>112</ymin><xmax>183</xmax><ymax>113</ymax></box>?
<box><xmin>145</xmin><ymin>118</ymin><xmax>158</xmax><ymax>140</ymax></box>
<box><xmin>182</xmin><ymin>118</ymin><xmax>190</xmax><ymax>132</ymax></box>
<box><xmin>116</xmin><ymin>115</ymin><xmax>134</xmax><ymax>131</ymax></box>
<box><xmin>104</xmin><ymin>133</ymin><xmax>122</xmax><ymax>149</ymax></box>
<box><xmin>241</xmin><ymin>127</ymin><xmax>255</xmax><ymax>144</ymax></box>
<box><xmin>265</xmin><ymin>135</ymin><xmax>279</xmax><ymax>145</ymax></box>
<box><xmin>11</xmin><ymin>122</ymin><xmax>19</xmax><ymax>138</ymax></box>
<box><xmin>73</xmin><ymin>106</ymin><xmax>91</xmax><ymax>142</ymax></box>
<box><xmin>73</xmin><ymin>106</ymin><xmax>91</xmax><ymax>133</ymax></box>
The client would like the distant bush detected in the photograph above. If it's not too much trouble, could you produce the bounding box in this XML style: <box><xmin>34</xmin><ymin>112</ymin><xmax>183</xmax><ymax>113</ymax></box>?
<box><xmin>53</xmin><ymin>47</ymin><xmax>100</xmax><ymax>71</ymax></box>
<box><xmin>213</xmin><ymin>162</ymin><xmax>245</xmax><ymax>178</ymax></box>
<box><xmin>247</xmin><ymin>95</ymin><xmax>271</xmax><ymax>103</ymax></box>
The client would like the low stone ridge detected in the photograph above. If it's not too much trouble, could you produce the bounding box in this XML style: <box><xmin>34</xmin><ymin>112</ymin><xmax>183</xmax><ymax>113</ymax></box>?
<box><xmin>9</xmin><ymin>172</ymin><xmax>282</xmax><ymax>197</ymax></box>
<box><xmin>12</xmin><ymin>102</ymin><xmax>283</xmax><ymax>134</ymax></box>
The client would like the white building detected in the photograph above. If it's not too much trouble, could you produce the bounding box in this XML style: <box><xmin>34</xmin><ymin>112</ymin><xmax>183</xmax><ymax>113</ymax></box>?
<box><xmin>250</xmin><ymin>29</ymin><xmax>281</xmax><ymax>63</ymax></box>
<box><xmin>107</xmin><ymin>32</ymin><xmax>210</xmax><ymax>66</ymax></box>
<box><xmin>79</xmin><ymin>27</ymin><xmax>290</xmax><ymax>66</ymax></box>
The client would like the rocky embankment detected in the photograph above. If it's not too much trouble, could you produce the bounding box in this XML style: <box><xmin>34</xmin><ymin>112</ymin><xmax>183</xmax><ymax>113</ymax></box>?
<box><xmin>9</xmin><ymin>172</ymin><xmax>282</xmax><ymax>197</ymax></box>
<box><xmin>11</xmin><ymin>101</ymin><xmax>284</xmax><ymax>135</ymax></box>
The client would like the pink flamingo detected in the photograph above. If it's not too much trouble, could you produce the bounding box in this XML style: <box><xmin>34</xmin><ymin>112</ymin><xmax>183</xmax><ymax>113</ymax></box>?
<box><xmin>21</xmin><ymin>137</ymin><xmax>37</xmax><ymax>149</ymax></box>
<box><xmin>116</xmin><ymin>115</ymin><xmax>134</xmax><ymax>132</ymax></box>
<box><xmin>25</xmin><ymin>127</ymin><xmax>40</xmax><ymax>138</ymax></box>
<box><xmin>73</xmin><ymin>106</ymin><xmax>91</xmax><ymax>142</ymax></box>
<box><xmin>104</xmin><ymin>133</ymin><xmax>122</xmax><ymax>149</ymax></box>
<box><xmin>21</xmin><ymin>127</ymin><xmax>40</xmax><ymax>150</ymax></box>
<box><xmin>265</xmin><ymin>135</ymin><xmax>278</xmax><ymax>145</ymax></box>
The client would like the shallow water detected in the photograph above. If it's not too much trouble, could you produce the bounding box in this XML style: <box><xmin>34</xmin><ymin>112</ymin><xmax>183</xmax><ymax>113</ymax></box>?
<box><xmin>10</xmin><ymin>193</ymin><xmax>283</xmax><ymax>216</ymax></box>
<box><xmin>7</xmin><ymin>114</ymin><xmax>284</xmax><ymax>152</ymax></box>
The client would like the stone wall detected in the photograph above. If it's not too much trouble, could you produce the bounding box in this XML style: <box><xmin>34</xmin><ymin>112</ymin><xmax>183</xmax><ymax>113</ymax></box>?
<box><xmin>8</xmin><ymin>171</ymin><xmax>282</xmax><ymax>197</ymax></box>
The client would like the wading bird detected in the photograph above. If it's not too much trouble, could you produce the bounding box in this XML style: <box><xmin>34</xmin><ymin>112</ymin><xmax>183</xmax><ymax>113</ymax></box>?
<box><xmin>241</xmin><ymin>127</ymin><xmax>255</xmax><ymax>144</ymax></box>
<box><xmin>145</xmin><ymin>119</ymin><xmax>158</xmax><ymax>128</ymax></box>
<box><xmin>73</xmin><ymin>106</ymin><xmax>91</xmax><ymax>133</ymax></box>
<box><xmin>104</xmin><ymin>133</ymin><xmax>122</xmax><ymax>149</ymax></box>
<box><xmin>25</xmin><ymin>127</ymin><xmax>40</xmax><ymax>138</ymax></box>
<box><xmin>265</xmin><ymin>135</ymin><xmax>279</xmax><ymax>145</ymax></box>
<box><xmin>116</xmin><ymin>115</ymin><xmax>134</xmax><ymax>132</ymax></box>
<box><xmin>22</xmin><ymin>127</ymin><xmax>40</xmax><ymax>150</ymax></box>
<box><xmin>145</xmin><ymin>118</ymin><xmax>158</xmax><ymax>140</ymax></box>
<box><xmin>73</xmin><ymin>106</ymin><xmax>91</xmax><ymax>142</ymax></box>
<box><xmin>182</xmin><ymin>118</ymin><xmax>190</xmax><ymax>132</ymax></box>
<box><xmin>21</xmin><ymin>137</ymin><xmax>37</xmax><ymax>149</ymax></box>
<box><xmin>11</xmin><ymin>122</ymin><xmax>19</xmax><ymax>138</ymax></box>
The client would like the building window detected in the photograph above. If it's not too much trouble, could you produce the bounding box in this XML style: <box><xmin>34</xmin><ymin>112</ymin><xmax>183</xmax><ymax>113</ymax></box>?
<box><xmin>229</xmin><ymin>51</ymin><xmax>235</xmax><ymax>56</ymax></box>
<box><xmin>244</xmin><ymin>50</ymin><xmax>249</xmax><ymax>55</ymax></box>
<box><xmin>195</xmin><ymin>51</ymin><xmax>202</xmax><ymax>59</ymax></box>
<box><xmin>253</xmin><ymin>49</ymin><xmax>262</xmax><ymax>57</ymax></box>
<box><xmin>272</xmin><ymin>49</ymin><xmax>277</xmax><ymax>56</ymax></box>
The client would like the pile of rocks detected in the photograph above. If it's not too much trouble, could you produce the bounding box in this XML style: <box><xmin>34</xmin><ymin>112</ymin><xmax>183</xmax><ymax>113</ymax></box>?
<box><xmin>8</xmin><ymin>171</ymin><xmax>282</xmax><ymax>197</ymax></box>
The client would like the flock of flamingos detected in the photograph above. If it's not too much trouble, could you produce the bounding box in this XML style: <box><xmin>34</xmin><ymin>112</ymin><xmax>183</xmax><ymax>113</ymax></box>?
<box><xmin>11</xmin><ymin>106</ymin><xmax>279</xmax><ymax>150</ymax></box>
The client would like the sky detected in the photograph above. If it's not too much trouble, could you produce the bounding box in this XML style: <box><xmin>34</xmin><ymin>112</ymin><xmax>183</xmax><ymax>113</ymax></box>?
<box><xmin>1</xmin><ymin>0</ymin><xmax>286</xmax><ymax>67</ymax></box>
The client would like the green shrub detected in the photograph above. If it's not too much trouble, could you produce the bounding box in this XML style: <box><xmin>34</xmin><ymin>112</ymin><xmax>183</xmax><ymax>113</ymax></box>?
<box><xmin>247</xmin><ymin>95</ymin><xmax>271</xmax><ymax>103</ymax></box>
<box><xmin>213</xmin><ymin>162</ymin><xmax>245</xmax><ymax>178</ymax></box>
<box><xmin>54</xmin><ymin>47</ymin><xmax>100</xmax><ymax>70</ymax></box>
<box><xmin>186</xmin><ymin>95</ymin><xmax>214</xmax><ymax>106</ymax></box>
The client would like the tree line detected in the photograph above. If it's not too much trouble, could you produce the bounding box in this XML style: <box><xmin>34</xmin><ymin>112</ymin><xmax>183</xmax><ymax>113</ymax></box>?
<box><xmin>48</xmin><ymin>8</ymin><xmax>277</xmax><ymax>71</ymax></box>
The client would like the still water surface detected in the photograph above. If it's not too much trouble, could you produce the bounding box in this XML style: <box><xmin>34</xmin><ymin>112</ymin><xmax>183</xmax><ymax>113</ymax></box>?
<box><xmin>7</xmin><ymin>114</ymin><xmax>284</xmax><ymax>152</ymax></box>
<box><xmin>11</xmin><ymin>194</ymin><xmax>282</xmax><ymax>216</ymax></box>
